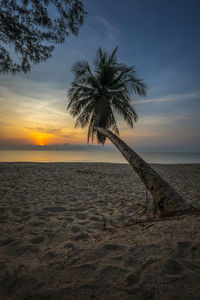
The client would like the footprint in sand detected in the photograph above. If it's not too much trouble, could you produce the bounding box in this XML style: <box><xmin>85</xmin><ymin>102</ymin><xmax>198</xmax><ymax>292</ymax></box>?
<box><xmin>29</xmin><ymin>236</ymin><xmax>45</xmax><ymax>244</ymax></box>
<box><xmin>64</xmin><ymin>242</ymin><xmax>74</xmax><ymax>249</ymax></box>
<box><xmin>97</xmin><ymin>265</ymin><xmax>128</xmax><ymax>283</ymax></box>
<box><xmin>162</xmin><ymin>259</ymin><xmax>183</xmax><ymax>275</ymax></box>
<box><xmin>70</xmin><ymin>225</ymin><xmax>81</xmax><ymax>233</ymax></box>
<box><xmin>7</xmin><ymin>244</ymin><xmax>40</xmax><ymax>256</ymax></box>
<box><xmin>191</xmin><ymin>242</ymin><xmax>200</xmax><ymax>260</ymax></box>
<box><xmin>0</xmin><ymin>237</ymin><xmax>17</xmax><ymax>246</ymax></box>
<box><xmin>71</xmin><ymin>233</ymin><xmax>89</xmax><ymax>241</ymax></box>
<box><xmin>74</xmin><ymin>262</ymin><xmax>97</xmax><ymax>272</ymax></box>
<box><xmin>75</xmin><ymin>212</ymin><xmax>87</xmax><ymax>220</ymax></box>
<box><xmin>102</xmin><ymin>244</ymin><xmax>124</xmax><ymax>252</ymax></box>
<box><xmin>29</xmin><ymin>221</ymin><xmax>45</xmax><ymax>227</ymax></box>
<box><xmin>125</xmin><ymin>273</ymin><xmax>139</xmax><ymax>286</ymax></box>
<box><xmin>89</xmin><ymin>216</ymin><xmax>101</xmax><ymax>222</ymax></box>
<box><xmin>176</xmin><ymin>241</ymin><xmax>192</xmax><ymax>258</ymax></box>
<box><xmin>43</xmin><ymin>207</ymin><xmax>67</xmax><ymax>213</ymax></box>
<box><xmin>124</xmin><ymin>255</ymin><xmax>137</xmax><ymax>267</ymax></box>
<box><xmin>44</xmin><ymin>251</ymin><xmax>58</xmax><ymax>259</ymax></box>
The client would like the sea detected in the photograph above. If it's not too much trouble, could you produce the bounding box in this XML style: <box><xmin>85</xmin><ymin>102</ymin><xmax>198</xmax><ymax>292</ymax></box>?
<box><xmin>0</xmin><ymin>150</ymin><xmax>200</xmax><ymax>164</ymax></box>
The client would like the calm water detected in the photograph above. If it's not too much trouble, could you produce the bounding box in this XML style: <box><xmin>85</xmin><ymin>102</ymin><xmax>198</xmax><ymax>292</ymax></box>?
<box><xmin>0</xmin><ymin>150</ymin><xmax>200</xmax><ymax>164</ymax></box>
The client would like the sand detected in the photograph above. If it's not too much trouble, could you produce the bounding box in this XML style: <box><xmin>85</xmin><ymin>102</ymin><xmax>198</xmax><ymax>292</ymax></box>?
<box><xmin>0</xmin><ymin>162</ymin><xmax>200</xmax><ymax>299</ymax></box>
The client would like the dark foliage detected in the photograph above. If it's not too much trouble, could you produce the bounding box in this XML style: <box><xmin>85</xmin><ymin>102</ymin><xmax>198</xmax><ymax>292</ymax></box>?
<box><xmin>0</xmin><ymin>0</ymin><xmax>86</xmax><ymax>73</ymax></box>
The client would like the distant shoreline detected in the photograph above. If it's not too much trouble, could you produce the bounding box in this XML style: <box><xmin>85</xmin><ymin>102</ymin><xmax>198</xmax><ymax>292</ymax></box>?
<box><xmin>0</xmin><ymin>150</ymin><xmax>200</xmax><ymax>164</ymax></box>
<box><xmin>0</xmin><ymin>148</ymin><xmax>199</xmax><ymax>154</ymax></box>
<box><xmin>0</xmin><ymin>161</ymin><xmax>200</xmax><ymax>166</ymax></box>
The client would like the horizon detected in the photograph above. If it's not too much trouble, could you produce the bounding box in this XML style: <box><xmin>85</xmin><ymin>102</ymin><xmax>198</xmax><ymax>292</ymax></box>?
<box><xmin>0</xmin><ymin>0</ymin><xmax>200</xmax><ymax>153</ymax></box>
<box><xmin>0</xmin><ymin>144</ymin><xmax>200</xmax><ymax>154</ymax></box>
<box><xmin>1</xmin><ymin>147</ymin><xmax>200</xmax><ymax>164</ymax></box>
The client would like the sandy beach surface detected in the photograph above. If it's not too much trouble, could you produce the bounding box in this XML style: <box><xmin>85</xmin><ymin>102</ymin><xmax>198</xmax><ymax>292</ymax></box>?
<box><xmin>0</xmin><ymin>162</ymin><xmax>200</xmax><ymax>299</ymax></box>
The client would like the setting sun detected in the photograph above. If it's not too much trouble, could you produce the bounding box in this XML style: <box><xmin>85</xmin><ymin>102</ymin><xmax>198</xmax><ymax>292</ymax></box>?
<box><xmin>31</xmin><ymin>132</ymin><xmax>53</xmax><ymax>146</ymax></box>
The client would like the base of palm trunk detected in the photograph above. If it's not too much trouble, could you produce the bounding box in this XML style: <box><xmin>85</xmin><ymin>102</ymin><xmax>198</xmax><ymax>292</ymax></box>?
<box><xmin>94</xmin><ymin>127</ymin><xmax>191</xmax><ymax>216</ymax></box>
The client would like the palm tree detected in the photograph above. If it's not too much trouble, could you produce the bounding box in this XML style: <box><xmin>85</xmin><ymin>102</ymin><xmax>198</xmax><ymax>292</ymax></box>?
<box><xmin>67</xmin><ymin>47</ymin><xmax>190</xmax><ymax>216</ymax></box>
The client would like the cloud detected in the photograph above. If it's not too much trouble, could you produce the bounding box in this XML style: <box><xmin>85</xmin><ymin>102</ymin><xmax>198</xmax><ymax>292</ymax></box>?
<box><xmin>133</xmin><ymin>91</ymin><xmax>200</xmax><ymax>104</ymax></box>
<box><xmin>96</xmin><ymin>16</ymin><xmax>120</xmax><ymax>48</ymax></box>
<box><xmin>0</xmin><ymin>80</ymin><xmax>66</xmax><ymax>104</ymax></box>
<box><xmin>23</xmin><ymin>125</ymin><xmax>77</xmax><ymax>139</ymax></box>
<box><xmin>24</xmin><ymin>126</ymin><xmax>62</xmax><ymax>135</ymax></box>
<box><xmin>97</xmin><ymin>17</ymin><xmax>119</xmax><ymax>37</ymax></box>
<box><xmin>139</xmin><ymin>113</ymin><xmax>197</xmax><ymax>126</ymax></box>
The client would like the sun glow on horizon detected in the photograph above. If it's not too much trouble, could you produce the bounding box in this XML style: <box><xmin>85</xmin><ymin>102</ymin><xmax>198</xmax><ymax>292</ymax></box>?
<box><xmin>30</xmin><ymin>131</ymin><xmax>54</xmax><ymax>146</ymax></box>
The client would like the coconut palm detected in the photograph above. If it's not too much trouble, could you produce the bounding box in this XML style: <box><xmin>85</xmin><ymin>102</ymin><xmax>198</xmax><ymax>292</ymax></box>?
<box><xmin>67</xmin><ymin>47</ymin><xmax>146</xmax><ymax>144</ymax></box>
<box><xmin>67</xmin><ymin>47</ymin><xmax>190</xmax><ymax>215</ymax></box>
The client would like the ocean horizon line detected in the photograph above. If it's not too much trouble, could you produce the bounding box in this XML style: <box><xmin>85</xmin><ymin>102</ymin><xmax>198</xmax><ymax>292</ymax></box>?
<box><xmin>0</xmin><ymin>150</ymin><xmax>200</xmax><ymax>164</ymax></box>
<box><xmin>0</xmin><ymin>147</ymin><xmax>199</xmax><ymax>154</ymax></box>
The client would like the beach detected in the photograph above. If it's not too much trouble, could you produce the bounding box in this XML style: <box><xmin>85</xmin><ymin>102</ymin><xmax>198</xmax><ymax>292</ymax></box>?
<box><xmin>0</xmin><ymin>162</ymin><xmax>200</xmax><ymax>299</ymax></box>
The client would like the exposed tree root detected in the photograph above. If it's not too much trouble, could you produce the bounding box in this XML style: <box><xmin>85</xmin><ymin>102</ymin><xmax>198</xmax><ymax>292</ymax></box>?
<box><xmin>101</xmin><ymin>207</ymin><xmax>200</xmax><ymax>234</ymax></box>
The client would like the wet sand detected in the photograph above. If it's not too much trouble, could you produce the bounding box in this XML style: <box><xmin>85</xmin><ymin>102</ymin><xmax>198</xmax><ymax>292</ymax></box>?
<box><xmin>0</xmin><ymin>162</ymin><xmax>200</xmax><ymax>299</ymax></box>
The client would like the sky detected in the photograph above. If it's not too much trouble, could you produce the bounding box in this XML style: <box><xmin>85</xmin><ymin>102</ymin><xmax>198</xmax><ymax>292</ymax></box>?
<box><xmin>0</xmin><ymin>0</ymin><xmax>200</xmax><ymax>152</ymax></box>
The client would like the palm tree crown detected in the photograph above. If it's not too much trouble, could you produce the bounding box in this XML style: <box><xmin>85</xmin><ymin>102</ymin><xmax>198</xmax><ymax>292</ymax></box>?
<box><xmin>67</xmin><ymin>47</ymin><xmax>146</xmax><ymax>144</ymax></box>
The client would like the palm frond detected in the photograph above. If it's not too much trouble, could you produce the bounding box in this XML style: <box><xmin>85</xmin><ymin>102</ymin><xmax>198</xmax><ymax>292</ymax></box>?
<box><xmin>107</xmin><ymin>46</ymin><xmax>118</xmax><ymax>65</ymax></box>
<box><xmin>75</xmin><ymin>101</ymin><xmax>95</xmax><ymax>128</ymax></box>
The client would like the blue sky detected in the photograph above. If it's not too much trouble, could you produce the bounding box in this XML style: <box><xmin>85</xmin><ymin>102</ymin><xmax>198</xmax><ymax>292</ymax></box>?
<box><xmin>0</xmin><ymin>0</ymin><xmax>200</xmax><ymax>152</ymax></box>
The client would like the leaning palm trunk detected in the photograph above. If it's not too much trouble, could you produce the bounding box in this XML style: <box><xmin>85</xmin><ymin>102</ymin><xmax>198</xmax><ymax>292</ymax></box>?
<box><xmin>94</xmin><ymin>126</ymin><xmax>191</xmax><ymax>216</ymax></box>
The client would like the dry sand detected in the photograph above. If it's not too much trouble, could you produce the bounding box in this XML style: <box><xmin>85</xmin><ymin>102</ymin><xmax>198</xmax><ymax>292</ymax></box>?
<box><xmin>0</xmin><ymin>162</ymin><xmax>200</xmax><ymax>299</ymax></box>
